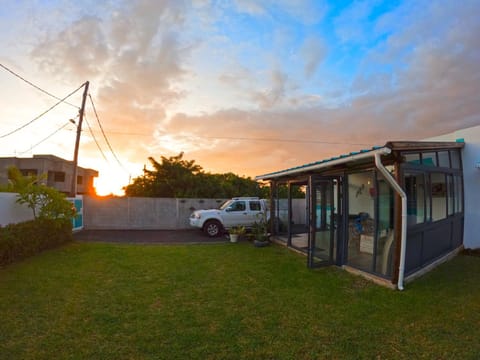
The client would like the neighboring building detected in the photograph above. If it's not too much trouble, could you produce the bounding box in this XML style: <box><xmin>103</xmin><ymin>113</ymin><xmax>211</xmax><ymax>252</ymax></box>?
<box><xmin>0</xmin><ymin>154</ymin><xmax>98</xmax><ymax>195</ymax></box>
<box><xmin>256</xmin><ymin>131</ymin><xmax>478</xmax><ymax>290</ymax></box>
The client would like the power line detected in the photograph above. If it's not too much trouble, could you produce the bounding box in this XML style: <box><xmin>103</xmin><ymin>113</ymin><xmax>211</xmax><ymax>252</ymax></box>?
<box><xmin>88</xmin><ymin>129</ymin><xmax>373</xmax><ymax>147</ymax></box>
<box><xmin>83</xmin><ymin>113</ymin><xmax>110</xmax><ymax>163</ymax></box>
<box><xmin>88</xmin><ymin>94</ymin><xmax>129</xmax><ymax>174</ymax></box>
<box><xmin>0</xmin><ymin>83</ymin><xmax>85</xmax><ymax>139</ymax></box>
<box><xmin>0</xmin><ymin>62</ymin><xmax>80</xmax><ymax>109</ymax></box>
<box><xmin>18</xmin><ymin>121</ymin><xmax>72</xmax><ymax>155</ymax></box>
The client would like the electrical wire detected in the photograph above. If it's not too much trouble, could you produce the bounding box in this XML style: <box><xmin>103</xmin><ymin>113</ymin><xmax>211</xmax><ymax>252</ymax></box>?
<box><xmin>0</xmin><ymin>62</ymin><xmax>80</xmax><ymax>109</ymax></box>
<box><xmin>83</xmin><ymin>113</ymin><xmax>110</xmax><ymax>163</ymax></box>
<box><xmin>88</xmin><ymin>94</ymin><xmax>130</xmax><ymax>174</ymax></box>
<box><xmin>18</xmin><ymin>121</ymin><xmax>72</xmax><ymax>155</ymax></box>
<box><xmin>87</xmin><ymin>129</ymin><xmax>373</xmax><ymax>147</ymax></box>
<box><xmin>0</xmin><ymin>83</ymin><xmax>85</xmax><ymax>139</ymax></box>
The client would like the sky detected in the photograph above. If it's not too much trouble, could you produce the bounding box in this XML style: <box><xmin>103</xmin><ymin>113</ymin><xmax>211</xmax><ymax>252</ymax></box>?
<box><xmin>0</xmin><ymin>0</ymin><xmax>479</xmax><ymax>195</ymax></box>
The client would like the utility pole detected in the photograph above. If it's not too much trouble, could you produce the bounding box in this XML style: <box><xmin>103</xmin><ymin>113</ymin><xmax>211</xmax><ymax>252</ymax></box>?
<box><xmin>70</xmin><ymin>81</ymin><xmax>89</xmax><ymax>197</ymax></box>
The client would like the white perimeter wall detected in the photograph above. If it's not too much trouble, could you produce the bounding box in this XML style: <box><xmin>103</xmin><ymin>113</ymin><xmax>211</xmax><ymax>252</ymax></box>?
<box><xmin>84</xmin><ymin>197</ymin><xmax>229</xmax><ymax>230</ymax></box>
<box><xmin>0</xmin><ymin>192</ymin><xmax>34</xmax><ymax>226</ymax></box>
<box><xmin>427</xmin><ymin>125</ymin><xmax>480</xmax><ymax>249</ymax></box>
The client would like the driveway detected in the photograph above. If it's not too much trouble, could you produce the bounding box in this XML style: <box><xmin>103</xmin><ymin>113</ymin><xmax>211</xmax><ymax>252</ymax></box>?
<box><xmin>73</xmin><ymin>229</ymin><xmax>230</xmax><ymax>244</ymax></box>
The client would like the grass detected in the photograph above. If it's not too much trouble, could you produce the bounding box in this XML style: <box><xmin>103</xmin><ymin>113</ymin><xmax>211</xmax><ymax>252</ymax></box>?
<box><xmin>1</xmin><ymin>241</ymin><xmax>479</xmax><ymax>359</ymax></box>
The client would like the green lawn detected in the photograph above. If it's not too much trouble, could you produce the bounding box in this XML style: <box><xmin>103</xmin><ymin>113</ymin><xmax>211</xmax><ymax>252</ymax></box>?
<box><xmin>1</xmin><ymin>241</ymin><xmax>479</xmax><ymax>359</ymax></box>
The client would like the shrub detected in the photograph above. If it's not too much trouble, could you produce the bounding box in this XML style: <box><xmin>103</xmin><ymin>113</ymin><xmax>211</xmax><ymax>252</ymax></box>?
<box><xmin>0</xmin><ymin>218</ymin><xmax>72</xmax><ymax>266</ymax></box>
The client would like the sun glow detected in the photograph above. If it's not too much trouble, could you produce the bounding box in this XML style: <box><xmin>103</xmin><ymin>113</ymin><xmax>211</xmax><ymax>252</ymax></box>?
<box><xmin>93</xmin><ymin>170</ymin><xmax>130</xmax><ymax>196</ymax></box>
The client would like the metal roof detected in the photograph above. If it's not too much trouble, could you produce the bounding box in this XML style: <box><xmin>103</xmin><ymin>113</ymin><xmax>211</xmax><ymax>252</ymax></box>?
<box><xmin>255</xmin><ymin>140</ymin><xmax>465</xmax><ymax>181</ymax></box>
<box><xmin>256</xmin><ymin>145</ymin><xmax>389</xmax><ymax>180</ymax></box>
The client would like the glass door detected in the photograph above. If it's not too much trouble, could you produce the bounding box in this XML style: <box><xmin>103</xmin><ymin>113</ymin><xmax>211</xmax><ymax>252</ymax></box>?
<box><xmin>308</xmin><ymin>177</ymin><xmax>338</xmax><ymax>267</ymax></box>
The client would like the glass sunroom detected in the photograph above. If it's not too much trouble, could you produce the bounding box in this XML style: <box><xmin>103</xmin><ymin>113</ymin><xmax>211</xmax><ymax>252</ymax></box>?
<box><xmin>256</xmin><ymin>141</ymin><xmax>465</xmax><ymax>290</ymax></box>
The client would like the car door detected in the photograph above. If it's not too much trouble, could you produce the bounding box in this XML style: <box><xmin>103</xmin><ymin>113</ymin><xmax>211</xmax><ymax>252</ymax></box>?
<box><xmin>246</xmin><ymin>200</ymin><xmax>264</xmax><ymax>225</ymax></box>
<box><xmin>222</xmin><ymin>200</ymin><xmax>249</xmax><ymax>227</ymax></box>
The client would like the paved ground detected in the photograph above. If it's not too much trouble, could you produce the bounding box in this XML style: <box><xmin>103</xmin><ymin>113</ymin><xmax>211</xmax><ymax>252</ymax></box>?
<box><xmin>73</xmin><ymin>229</ymin><xmax>231</xmax><ymax>244</ymax></box>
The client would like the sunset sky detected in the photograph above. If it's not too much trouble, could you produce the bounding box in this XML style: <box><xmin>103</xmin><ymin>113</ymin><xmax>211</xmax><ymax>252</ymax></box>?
<box><xmin>1</xmin><ymin>0</ymin><xmax>479</xmax><ymax>195</ymax></box>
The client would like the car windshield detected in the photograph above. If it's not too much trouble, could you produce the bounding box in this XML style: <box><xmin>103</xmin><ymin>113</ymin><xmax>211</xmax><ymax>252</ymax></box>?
<box><xmin>219</xmin><ymin>200</ymin><xmax>234</xmax><ymax>210</ymax></box>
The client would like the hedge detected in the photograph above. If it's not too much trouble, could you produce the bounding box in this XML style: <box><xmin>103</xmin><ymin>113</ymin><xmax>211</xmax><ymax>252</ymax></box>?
<box><xmin>0</xmin><ymin>218</ymin><xmax>73</xmax><ymax>266</ymax></box>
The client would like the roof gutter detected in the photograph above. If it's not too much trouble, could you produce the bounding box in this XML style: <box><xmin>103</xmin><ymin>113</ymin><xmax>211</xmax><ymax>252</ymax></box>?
<box><xmin>256</xmin><ymin>147</ymin><xmax>391</xmax><ymax>180</ymax></box>
<box><xmin>374</xmin><ymin>153</ymin><xmax>407</xmax><ymax>291</ymax></box>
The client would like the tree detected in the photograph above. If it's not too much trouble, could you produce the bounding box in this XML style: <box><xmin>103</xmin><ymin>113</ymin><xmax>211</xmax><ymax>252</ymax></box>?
<box><xmin>124</xmin><ymin>153</ymin><xmax>269</xmax><ymax>198</ymax></box>
<box><xmin>16</xmin><ymin>185</ymin><xmax>76</xmax><ymax>220</ymax></box>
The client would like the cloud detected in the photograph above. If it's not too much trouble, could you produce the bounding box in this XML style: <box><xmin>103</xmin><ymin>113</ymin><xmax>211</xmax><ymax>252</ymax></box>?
<box><xmin>250</xmin><ymin>69</ymin><xmax>289</xmax><ymax>109</ymax></box>
<box><xmin>31</xmin><ymin>16</ymin><xmax>109</xmax><ymax>79</ymax></box>
<box><xmin>29</xmin><ymin>1</ymin><xmax>192</xmax><ymax>165</ymax></box>
<box><xmin>300</xmin><ymin>36</ymin><xmax>327</xmax><ymax>77</ymax></box>
<box><xmin>15</xmin><ymin>0</ymin><xmax>480</xmax><ymax>184</ymax></box>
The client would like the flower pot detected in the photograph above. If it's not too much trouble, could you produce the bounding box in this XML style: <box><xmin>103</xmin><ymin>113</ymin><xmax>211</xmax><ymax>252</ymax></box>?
<box><xmin>254</xmin><ymin>239</ymin><xmax>270</xmax><ymax>247</ymax></box>
<box><xmin>230</xmin><ymin>234</ymin><xmax>239</xmax><ymax>243</ymax></box>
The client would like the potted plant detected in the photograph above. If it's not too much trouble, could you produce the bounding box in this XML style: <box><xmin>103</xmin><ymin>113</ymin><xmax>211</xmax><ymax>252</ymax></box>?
<box><xmin>251</xmin><ymin>215</ymin><xmax>270</xmax><ymax>247</ymax></box>
<box><xmin>229</xmin><ymin>225</ymin><xmax>245</xmax><ymax>243</ymax></box>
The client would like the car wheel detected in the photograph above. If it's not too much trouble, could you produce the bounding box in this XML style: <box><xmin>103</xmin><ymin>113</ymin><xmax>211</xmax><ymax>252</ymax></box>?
<box><xmin>204</xmin><ymin>220</ymin><xmax>222</xmax><ymax>237</ymax></box>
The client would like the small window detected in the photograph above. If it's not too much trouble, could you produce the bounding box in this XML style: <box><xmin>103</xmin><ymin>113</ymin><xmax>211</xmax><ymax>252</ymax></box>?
<box><xmin>450</xmin><ymin>150</ymin><xmax>461</xmax><ymax>169</ymax></box>
<box><xmin>437</xmin><ymin>151</ymin><xmax>450</xmax><ymax>168</ymax></box>
<box><xmin>422</xmin><ymin>152</ymin><xmax>437</xmax><ymax>167</ymax></box>
<box><xmin>431</xmin><ymin>173</ymin><xmax>447</xmax><ymax>221</ymax></box>
<box><xmin>404</xmin><ymin>153</ymin><xmax>420</xmax><ymax>165</ymax></box>
<box><xmin>249</xmin><ymin>201</ymin><xmax>261</xmax><ymax>211</ymax></box>
<box><xmin>405</xmin><ymin>172</ymin><xmax>426</xmax><ymax>226</ymax></box>
<box><xmin>447</xmin><ymin>175</ymin><xmax>454</xmax><ymax>216</ymax></box>
<box><xmin>454</xmin><ymin>175</ymin><xmax>463</xmax><ymax>213</ymax></box>
<box><xmin>54</xmin><ymin>172</ymin><xmax>65</xmax><ymax>182</ymax></box>
<box><xmin>229</xmin><ymin>201</ymin><xmax>246</xmax><ymax>211</ymax></box>
<box><xmin>77</xmin><ymin>176</ymin><xmax>83</xmax><ymax>185</ymax></box>
<box><xmin>20</xmin><ymin>169</ymin><xmax>38</xmax><ymax>177</ymax></box>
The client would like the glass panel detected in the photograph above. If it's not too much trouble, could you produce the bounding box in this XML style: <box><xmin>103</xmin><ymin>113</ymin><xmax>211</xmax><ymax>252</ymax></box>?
<box><xmin>422</xmin><ymin>152</ymin><xmax>437</xmax><ymax>167</ymax></box>
<box><xmin>425</xmin><ymin>174</ymin><xmax>431</xmax><ymax>222</ymax></box>
<box><xmin>404</xmin><ymin>153</ymin><xmax>420</xmax><ymax>165</ymax></box>
<box><xmin>447</xmin><ymin>175</ymin><xmax>454</xmax><ymax>215</ymax></box>
<box><xmin>310</xmin><ymin>181</ymin><xmax>336</xmax><ymax>265</ymax></box>
<box><xmin>375</xmin><ymin>174</ymin><xmax>395</xmax><ymax>277</ymax></box>
<box><xmin>347</xmin><ymin>171</ymin><xmax>375</xmax><ymax>272</ymax></box>
<box><xmin>274</xmin><ymin>184</ymin><xmax>289</xmax><ymax>239</ymax></box>
<box><xmin>450</xmin><ymin>150</ymin><xmax>461</xmax><ymax>169</ymax></box>
<box><xmin>455</xmin><ymin>175</ymin><xmax>463</xmax><ymax>213</ymax></box>
<box><xmin>437</xmin><ymin>151</ymin><xmax>450</xmax><ymax>168</ymax></box>
<box><xmin>290</xmin><ymin>184</ymin><xmax>308</xmax><ymax>251</ymax></box>
<box><xmin>404</xmin><ymin>172</ymin><xmax>425</xmax><ymax>226</ymax></box>
<box><xmin>249</xmin><ymin>201</ymin><xmax>261</xmax><ymax>211</ymax></box>
<box><xmin>431</xmin><ymin>173</ymin><xmax>447</xmax><ymax>221</ymax></box>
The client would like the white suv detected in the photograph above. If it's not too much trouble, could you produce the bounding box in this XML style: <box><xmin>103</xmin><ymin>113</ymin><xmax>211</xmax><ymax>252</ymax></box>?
<box><xmin>189</xmin><ymin>197</ymin><xmax>268</xmax><ymax>237</ymax></box>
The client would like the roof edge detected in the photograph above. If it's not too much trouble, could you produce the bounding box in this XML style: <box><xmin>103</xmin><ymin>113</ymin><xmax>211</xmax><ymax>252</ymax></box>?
<box><xmin>256</xmin><ymin>146</ymin><xmax>391</xmax><ymax>181</ymax></box>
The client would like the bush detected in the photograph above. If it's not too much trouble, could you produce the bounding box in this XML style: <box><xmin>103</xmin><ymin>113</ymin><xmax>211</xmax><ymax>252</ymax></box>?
<box><xmin>0</xmin><ymin>218</ymin><xmax>72</xmax><ymax>266</ymax></box>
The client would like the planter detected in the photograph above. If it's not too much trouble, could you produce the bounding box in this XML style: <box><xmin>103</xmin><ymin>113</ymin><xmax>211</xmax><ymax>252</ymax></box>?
<box><xmin>254</xmin><ymin>239</ymin><xmax>270</xmax><ymax>247</ymax></box>
<box><xmin>230</xmin><ymin>234</ymin><xmax>239</xmax><ymax>243</ymax></box>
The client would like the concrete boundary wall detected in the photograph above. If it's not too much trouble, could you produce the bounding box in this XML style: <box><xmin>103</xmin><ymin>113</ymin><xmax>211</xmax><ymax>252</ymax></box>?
<box><xmin>0</xmin><ymin>192</ymin><xmax>34</xmax><ymax>226</ymax></box>
<box><xmin>83</xmin><ymin>196</ymin><xmax>228</xmax><ymax>230</ymax></box>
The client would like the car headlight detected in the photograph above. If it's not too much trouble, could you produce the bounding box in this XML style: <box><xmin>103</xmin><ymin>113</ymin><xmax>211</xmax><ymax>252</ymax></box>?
<box><xmin>191</xmin><ymin>213</ymin><xmax>201</xmax><ymax>219</ymax></box>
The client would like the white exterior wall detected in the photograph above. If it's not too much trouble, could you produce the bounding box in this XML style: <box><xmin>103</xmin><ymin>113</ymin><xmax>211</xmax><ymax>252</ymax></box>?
<box><xmin>0</xmin><ymin>192</ymin><xmax>34</xmax><ymax>226</ymax></box>
<box><xmin>427</xmin><ymin>125</ymin><xmax>480</xmax><ymax>249</ymax></box>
